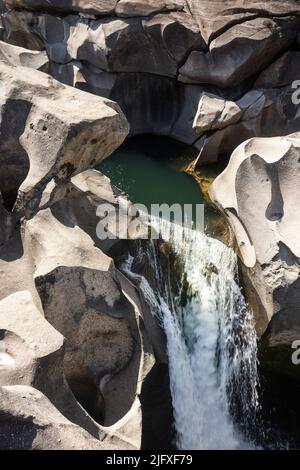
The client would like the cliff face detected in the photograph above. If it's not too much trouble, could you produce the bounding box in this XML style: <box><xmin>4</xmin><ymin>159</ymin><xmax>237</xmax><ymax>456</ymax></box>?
<box><xmin>1</xmin><ymin>1</ymin><xmax>300</xmax><ymax>161</ymax></box>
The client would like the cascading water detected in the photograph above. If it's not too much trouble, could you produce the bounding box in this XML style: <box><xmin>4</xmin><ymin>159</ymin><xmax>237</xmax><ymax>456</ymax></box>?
<box><xmin>122</xmin><ymin>218</ymin><xmax>259</xmax><ymax>450</ymax></box>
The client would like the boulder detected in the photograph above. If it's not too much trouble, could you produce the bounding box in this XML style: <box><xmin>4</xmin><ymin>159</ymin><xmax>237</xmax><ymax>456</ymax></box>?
<box><xmin>0</xmin><ymin>57</ymin><xmax>128</xmax><ymax>218</ymax></box>
<box><xmin>69</xmin><ymin>169</ymin><xmax>148</xmax><ymax>253</ymax></box>
<box><xmin>209</xmin><ymin>134</ymin><xmax>300</xmax><ymax>341</ymax></box>
<box><xmin>186</xmin><ymin>0</ymin><xmax>300</xmax><ymax>43</ymax></box>
<box><xmin>115</xmin><ymin>0</ymin><xmax>184</xmax><ymax>17</ymax></box>
<box><xmin>4</xmin><ymin>0</ymin><xmax>118</xmax><ymax>16</ymax></box>
<box><xmin>4</xmin><ymin>0</ymin><xmax>186</xmax><ymax>17</ymax></box>
<box><xmin>0</xmin><ymin>40</ymin><xmax>48</xmax><ymax>69</ymax></box>
<box><xmin>0</xmin><ymin>291</ymin><xmax>64</xmax><ymax>388</ymax></box>
<box><xmin>255</xmin><ymin>50</ymin><xmax>300</xmax><ymax>89</ymax></box>
<box><xmin>4</xmin><ymin>11</ymin><xmax>203</xmax><ymax>77</ymax></box>
<box><xmin>0</xmin><ymin>0</ymin><xmax>6</xmax><ymax>12</ymax></box>
<box><xmin>193</xmin><ymin>94</ymin><xmax>242</xmax><ymax>134</ymax></box>
<box><xmin>193</xmin><ymin>50</ymin><xmax>300</xmax><ymax>164</ymax></box>
<box><xmin>2</xmin><ymin>10</ymin><xmax>45</xmax><ymax>50</ymax></box>
<box><xmin>0</xmin><ymin>291</ymin><xmax>105</xmax><ymax>440</ymax></box>
<box><xmin>0</xmin><ymin>200</ymin><xmax>160</xmax><ymax>449</ymax></box>
<box><xmin>0</xmin><ymin>39</ymin><xmax>169</xmax><ymax>451</ymax></box>
<box><xmin>0</xmin><ymin>385</ymin><xmax>107</xmax><ymax>450</ymax></box>
<box><xmin>179</xmin><ymin>17</ymin><xmax>299</xmax><ymax>87</ymax></box>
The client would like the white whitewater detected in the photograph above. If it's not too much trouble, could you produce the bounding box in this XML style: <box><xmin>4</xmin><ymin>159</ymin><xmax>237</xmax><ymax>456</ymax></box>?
<box><xmin>122</xmin><ymin>219</ymin><xmax>258</xmax><ymax>450</ymax></box>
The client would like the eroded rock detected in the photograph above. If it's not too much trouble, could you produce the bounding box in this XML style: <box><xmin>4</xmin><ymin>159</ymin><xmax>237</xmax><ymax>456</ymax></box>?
<box><xmin>5</xmin><ymin>0</ymin><xmax>118</xmax><ymax>16</ymax></box>
<box><xmin>179</xmin><ymin>17</ymin><xmax>299</xmax><ymax>87</ymax></box>
<box><xmin>186</xmin><ymin>0</ymin><xmax>300</xmax><ymax>43</ymax></box>
<box><xmin>210</xmin><ymin>134</ymin><xmax>300</xmax><ymax>340</ymax></box>
<box><xmin>0</xmin><ymin>385</ymin><xmax>108</xmax><ymax>450</ymax></box>
<box><xmin>0</xmin><ymin>57</ymin><xmax>128</xmax><ymax>218</ymax></box>
<box><xmin>0</xmin><ymin>43</ymin><xmax>169</xmax><ymax>450</ymax></box>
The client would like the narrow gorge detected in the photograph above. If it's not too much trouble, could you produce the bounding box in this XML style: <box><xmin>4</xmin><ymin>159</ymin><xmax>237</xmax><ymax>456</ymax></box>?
<box><xmin>0</xmin><ymin>0</ymin><xmax>300</xmax><ymax>453</ymax></box>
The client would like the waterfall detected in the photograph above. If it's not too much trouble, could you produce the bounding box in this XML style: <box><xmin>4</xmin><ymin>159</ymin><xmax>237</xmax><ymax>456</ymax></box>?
<box><xmin>122</xmin><ymin>219</ymin><xmax>259</xmax><ymax>450</ymax></box>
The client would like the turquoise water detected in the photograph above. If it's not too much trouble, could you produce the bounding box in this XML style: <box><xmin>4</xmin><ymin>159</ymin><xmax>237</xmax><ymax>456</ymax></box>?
<box><xmin>97</xmin><ymin>136</ymin><xmax>204</xmax><ymax>226</ymax></box>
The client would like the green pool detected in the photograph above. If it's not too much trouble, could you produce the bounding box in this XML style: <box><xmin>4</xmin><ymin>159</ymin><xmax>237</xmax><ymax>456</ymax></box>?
<box><xmin>97</xmin><ymin>136</ymin><xmax>206</xmax><ymax>227</ymax></box>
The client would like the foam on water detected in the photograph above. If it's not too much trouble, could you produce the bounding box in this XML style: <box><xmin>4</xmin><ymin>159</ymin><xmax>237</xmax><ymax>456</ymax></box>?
<box><xmin>122</xmin><ymin>219</ymin><xmax>258</xmax><ymax>450</ymax></box>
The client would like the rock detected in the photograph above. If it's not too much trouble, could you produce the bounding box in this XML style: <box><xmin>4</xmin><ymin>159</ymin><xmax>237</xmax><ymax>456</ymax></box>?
<box><xmin>69</xmin><ymin>169</ymin><xmax>148</xmax><ymax>253</ymax></box>
<box><xmin>255</xmin><ymin>50</ymin><xmax>300</xmax><ymax>89</ymax></box>
<box><xmin>0</xmin><ymin>385</ymin><xmax>108</xmax><ymax>450</ymax></box>
<box><xmin>2</xmin><ymin>8</ymin><xmax>204</xmax><ymax>76</ymax></box>
<box><xmin>193</xmin><ymin>94</ymin><xmax>242</xmax><ymax>134</ymax></box>
<box><xmin>0</xmin><ymin>40</ymin><xmax>48</xmax><ymax>69</ymax></box>
<box><xmin>2</xmin><ymin>10</ymin><xmax>45</xmax><ymax>50</ymax></box>
<box><xmin>0</xmin><ymin>291</ymin><xmax>105</xmax><ymax>439</ymax></box>
<box><xmin>179</xmin><ymin>17</ymin><xmax>299</xmax><ymax>87</ymax></box>
<box><xmin>109</xmin><ymin>72</ymin><xmax>205</xmax><ymax>148</ymax></box>
<box><xmin>0</xmin><ymin>0</ymin><xmax>6</xmax><ymax>12</ymax></box>
<box><xmin>194</xmin><ymin>68</ymin><xmax>300</xmax><ymax>164</ymax></box>
<box><xmin>4</xmin><ymin>0</ymin><xmax>118</xmax><ymax>16</ymax></box>
<box><xmin>209</xmin><ymin>133</ymin><xmax>300</xmax><ymax>340</ymax></box>
<box><xmin>0</xmin><ymin>203</ymin><xmax>161</xmax><ymax>449</ymax></box>
<box><xmin>186</xmin><ymin>0</ymin><xmax>300</xmax><ymax>43</ymax></box>
<box><xmin>23</xmin><ymin>203</ymin><xmax>136</xmax><ymax>398</ymax></box>
<box><xmin>0</xmin><ymin>39</ymin><xmax>169</xmax><ymax>451</ymax></box>
<box><xmin>5</xmin><ymin>0</ymin><xmax>185</xmax><ymax>17</ymax></box>
<box><xmin>143</xmin><ymin>12</ymin><xmax>204</xmax><ymax>65</ymax></box>
<box><xmin>116</xmin><ymin>0</ymin><xmax>170</xmax><ymax>17</ymax></box>
<box><xmin>0</xmin><ymin>57</ymin><xmax>128</xmax><ymax>218</ymax></box>
<box><xmin>0</xmin><ymin>291</ymin><xmax>64</xmax><ymax>386</ymax></box>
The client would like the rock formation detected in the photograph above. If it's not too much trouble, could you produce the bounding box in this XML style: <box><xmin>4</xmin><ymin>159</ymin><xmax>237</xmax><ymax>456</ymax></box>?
<box><xmin>1</xmin><ymin>0</ymin><xmax>300</xmax><ymax>450</ymax></box>
<box><xmin>0</xmin><ymin>46</ymin><xmax>168</xmax><ymax>450</ymax></box>
<box><xmin>210</xmin><ymin>134</ymin><xmax>300</xmax><ymax>378</ymax></box>
<box><xmin>1</xmin><ymin>1</ymin><xmax>299</xmax><ymax>160</ymax></box>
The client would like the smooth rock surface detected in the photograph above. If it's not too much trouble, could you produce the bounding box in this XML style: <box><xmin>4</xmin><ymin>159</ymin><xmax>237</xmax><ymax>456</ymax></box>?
<box><xmin>0</xmin><ymin>385</ymin><xmax>107</xmax><ymax>450</ymax></box>
<box><xmin>210</xmin><ymin>134</ymin><xmax>300</xmax><ymax>338</ymax></box>
<box><xmin>0</xmin><ymin>58</ymin><xmax>128</xmax><ymax>218</ymax></box>
<box><xmin>5</xmin><ymin>0</ymin><xmax>118</xmax><ymax>15</ymax></box>
<box><xmin>187</xmin><ymin>0</ymin><xmax>300</xmax><ymax>43</ymax></box>
<box><xmin>0</xmin><ymin>44</ymin><xmax>168</xmax><ymax>450</ymax></box>
<box><xmin>193</xmin><ymin>94</ymin><xmax>242</xmax><ymax>134</ymax></box>
<box><xmin>179</xmin><ymin>17</ymin><xmax>299</xmax><ymax>87</ymax></box>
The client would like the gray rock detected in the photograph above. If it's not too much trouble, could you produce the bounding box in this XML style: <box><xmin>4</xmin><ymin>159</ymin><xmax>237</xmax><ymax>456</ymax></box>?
<box><xmin>193</xmin><ymin>94</ymin><xmax>242</xmax><ymax>134</ymax></box>
<box><xmin>0</xmin><ymin>43</ymin><xmax>169</xmax><ymax>450</ymax></box>
<box><xmin>193</xmin><ymin>55</ymin><xmax>300</xmax><ymax>164</ymax></box>
<box><xmin>0</xmin><ymin>40</ymin><xmax>48</xmax><ymax>69</ymax></box>
<box><xmin>179</xmin><ymin>17</ymin><xmax>299</xmax><ymax>87</ymax></box>
<box><xmin>0</xmin><ymin>57</ymin><xmax>128</xmax><ymax>218</ymax></box>
<box><xmin>209</xmin><ymin>133</ymin><xmax>300</xmax><ymax>340</ymax></box>
<box><xmin>116</xmin><ymin>0</ymin><xmax>182</xmax><ymax>17</ymax></box>
<box><xmin>5</xmin><ymin>0</ymin><xmax>118</xmax><ymax>16</ymax></box>
<box><xmin>255</xmin><ymin>50</ymin><xmax>300</xmax><ymax>89</ymax></box>
<box><xmin>0</xmin><ymin>385</ymin><xmax>107</xmax><ymax>450</ymax></box>
<box><xmin>2</xmin><ymin>10</ymin><xmax>44</xmax><ymax>50</ymax></box>
<box><xmin>186</xmin><ymin>0</ymin><xmax>300</xmax><ymax>43</ymax></box>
